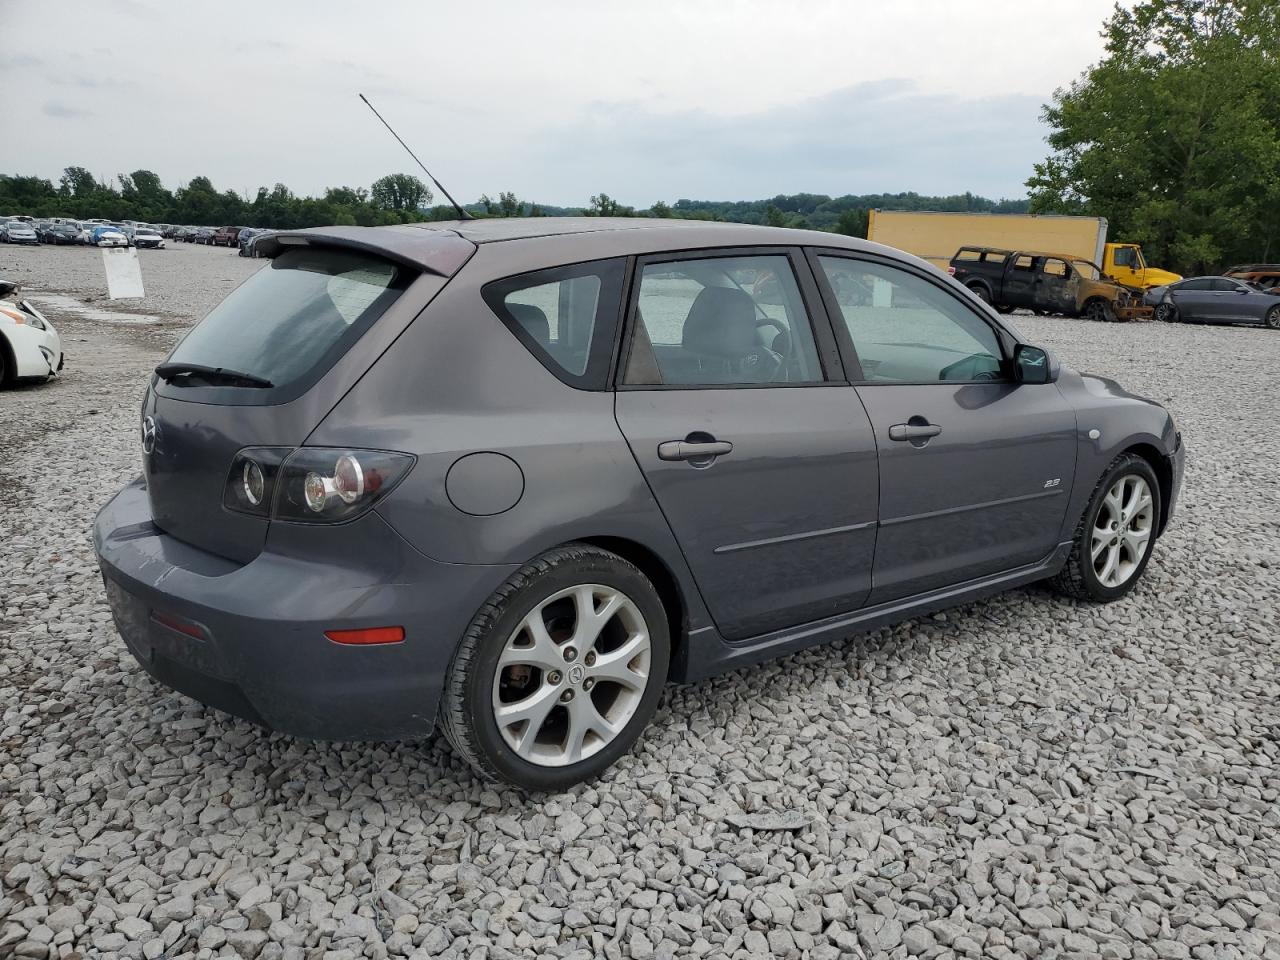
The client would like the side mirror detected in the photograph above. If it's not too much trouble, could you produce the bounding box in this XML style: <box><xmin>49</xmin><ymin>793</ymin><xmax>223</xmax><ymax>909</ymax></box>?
<box><xmin>1014</xmin><ymin>343</ymin><xmax>1058</xmax><ymax>384</ymax></box>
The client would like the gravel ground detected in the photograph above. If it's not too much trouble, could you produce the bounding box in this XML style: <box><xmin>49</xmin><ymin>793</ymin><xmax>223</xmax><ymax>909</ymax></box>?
<box><xmin>1</xmin><ymin>241</ymin><xmax>1278</xmax><ymax>960</ymax></box>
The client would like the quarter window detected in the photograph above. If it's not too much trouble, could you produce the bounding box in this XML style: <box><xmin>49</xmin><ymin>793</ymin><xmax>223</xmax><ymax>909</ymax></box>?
<box><xmin>483</xmin><ymin>259</ymin><xmax>625</xmax><ymax>389</ymax></box>
<box><xmin>818</xmin><ymin>257</ymin><xmax>1005</xmax><ymax>384</ymax></box>
<box><xmin>623</xmin><ymin>255</ymin><xmax>824</xmax><ymax>386</ymax></box>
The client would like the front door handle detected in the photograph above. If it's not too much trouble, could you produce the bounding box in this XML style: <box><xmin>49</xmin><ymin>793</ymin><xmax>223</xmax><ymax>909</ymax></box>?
<box><xmin>657</xmin><ymin>439</ymin><xmax>733</xmax><ymax>462</ymax></box>
<box><xmin>888</xmin><ymin>422</ymin><xmax>942</xmax><ymax>442</ymax></box>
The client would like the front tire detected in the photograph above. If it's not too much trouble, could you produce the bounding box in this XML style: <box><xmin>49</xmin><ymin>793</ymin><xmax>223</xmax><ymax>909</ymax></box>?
<box><xmin>1155</xmin><ymin>301</ymin><xmax>1178</xmax><ymax>323</ymax></box>
<box><xmin>1265</xmin><ymin>305</ymin><xmax>1280</xmax><ymax>330</ymax></box>
<box><xmin>1050</xmin><ymin>453</ymin><xmax>1161</xmax><ymax>602</ymax></box>
<box><xmin>1084</xmin><ymin>298</ymin><xmax>1118</xmax><ymax>322</ymax></box>
<box><xmin>440</xmin><ymin>544</ymin><xmax>670</xmax><ymax>791</ymax></box>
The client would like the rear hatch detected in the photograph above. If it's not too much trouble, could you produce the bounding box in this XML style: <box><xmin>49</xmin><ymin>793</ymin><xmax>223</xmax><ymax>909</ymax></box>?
<box><xmin>143</xmin><ymin>232</ymin><xmax>471</xmax><ymax>563</ymax></box>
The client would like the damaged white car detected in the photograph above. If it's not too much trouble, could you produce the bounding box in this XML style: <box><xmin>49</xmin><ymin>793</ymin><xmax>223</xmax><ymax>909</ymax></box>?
<box><xmin>0</xmin><ymin>281</ymin><xmax>63</xmax><ymax>386</ymax></box>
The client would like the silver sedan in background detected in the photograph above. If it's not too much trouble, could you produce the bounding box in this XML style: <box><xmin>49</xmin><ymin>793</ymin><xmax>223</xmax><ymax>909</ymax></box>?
<box><xmin>1151</xmin><ymin>276</ymin><xmax>1280</xmax><ymax>328</ymax></box>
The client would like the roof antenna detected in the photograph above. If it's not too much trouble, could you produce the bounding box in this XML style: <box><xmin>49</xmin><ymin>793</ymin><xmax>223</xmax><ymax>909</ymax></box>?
<box><xmin>358</xmin><ymin>93</ymin><xmax>473</xmax><ymax>220</ymax></box>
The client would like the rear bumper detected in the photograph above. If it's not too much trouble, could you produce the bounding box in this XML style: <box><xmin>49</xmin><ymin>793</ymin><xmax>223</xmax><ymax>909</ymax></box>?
<box><xmin>93</xmin><ymin>478</ymin><xmax>517</xmax><ymax>740</ymax></box>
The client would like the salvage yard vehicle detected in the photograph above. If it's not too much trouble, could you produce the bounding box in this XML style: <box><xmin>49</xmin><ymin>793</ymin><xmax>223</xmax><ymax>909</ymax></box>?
<box><xmin>1151</xmin><ymin>276</ymin><xmax>1280</xmax><ymax>328</ymax></box>
<box><xmin>213</xmin><ymin>225</ymin><xmax>247</xmax><ymax>247</ymax></box>
<box><xmin>94</xmin><ymin>218</ymin><xmax>1185</xmax><ymax>790</ymax></box>
<box><xmin>1225</xmin><ymin>264</ymin><xmax>1280</xmax><ymax>291</ymax></box>
<box><xmin>133</xmin><ymin>226</ymin><xmax>166</xmax><ymax>249</ymax></box>
<box><xmin>0</xmin><ymin>280</ymin><xmax>63</xmax><ymax>386</ymax></box>
<box><xmin>949</xmin><ymin>247</ymin><xmax>1153</xmax><ymax>321</ymax></box>
<box><xmin>91</xmin><ymin>225</ymin><xmax>128</xmax><ymax>248</ymax></box>
<box><xmin>867</xmin><ymin>209</ymin><xmax>1182</xmax><ymax>289</ymax></box>
<box><xmin>0</xmin><ymin>221</ymin><xmax>40</xmax><ymax>245</ymax></box>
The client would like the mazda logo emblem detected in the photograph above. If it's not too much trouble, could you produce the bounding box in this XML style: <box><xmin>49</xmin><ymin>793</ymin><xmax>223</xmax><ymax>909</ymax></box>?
<box><xmin>568</xmin><ymin>664</ymin><xmax>585</xmax><ymax>684</ymax></box>
<box><xmin>141</xmin><ymin>415</ymin><xmax>156</xmax><ymax>455</ymax></box>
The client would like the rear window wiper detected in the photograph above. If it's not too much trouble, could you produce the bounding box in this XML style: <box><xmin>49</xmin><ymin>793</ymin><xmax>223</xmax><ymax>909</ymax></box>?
<box><xmin>154</xmin><ymin>362</ymin><xmax>274</xmax><ymax>388</ymax></box>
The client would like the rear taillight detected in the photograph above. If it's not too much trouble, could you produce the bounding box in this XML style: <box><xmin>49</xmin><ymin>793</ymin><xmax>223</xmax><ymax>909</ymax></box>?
<box><xmin>223</xmin><ymin>447</ymin><xmax>414</xmax><ymax>523</ymax></box>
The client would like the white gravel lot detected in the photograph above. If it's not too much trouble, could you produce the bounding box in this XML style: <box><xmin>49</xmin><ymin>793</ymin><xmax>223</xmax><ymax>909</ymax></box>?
<box><xmin>1</xmin><ymin>241</ymin><xmax>1278</xmax><ymax>960</ymax></box>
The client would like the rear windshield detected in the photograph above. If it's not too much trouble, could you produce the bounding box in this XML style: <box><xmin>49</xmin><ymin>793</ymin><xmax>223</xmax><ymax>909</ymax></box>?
<box><xmin>165</xmin><ymin>248</ymin><xmax>407</xmax><ymax>395</ymax></box>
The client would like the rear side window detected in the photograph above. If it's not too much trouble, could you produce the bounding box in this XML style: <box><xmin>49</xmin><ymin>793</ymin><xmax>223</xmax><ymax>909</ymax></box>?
<box><xmin>166</xmin><ymin>248</ymin><xmax>407</xmax><ymax>397</ymax></box>
<box><xmin>623</xmin><ymin>254</ymin><xmax>824</xmax><ymax>386</ymax></box>
<box><xmin>483</xmin><ymin>258</ymin><xmax>625</xmax><ymax>389</ymax></box>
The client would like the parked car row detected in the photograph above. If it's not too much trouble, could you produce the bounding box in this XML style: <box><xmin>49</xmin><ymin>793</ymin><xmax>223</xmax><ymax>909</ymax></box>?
<box><xmin>1</xmin><ymin>216</ymin><xmax>275</xmax><ymax>253</ymax></box>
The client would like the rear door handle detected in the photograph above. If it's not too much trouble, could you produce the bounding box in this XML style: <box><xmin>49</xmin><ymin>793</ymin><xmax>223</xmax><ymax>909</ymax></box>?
<box><xmin>657</xmin><ymin>440</ymin><xmax>733</xmax><ymax>461</ymax></box>
<box><xmin>888</xmin><ymin>422</ymin><xmax>942</xmax><ymax>442</ymax></box>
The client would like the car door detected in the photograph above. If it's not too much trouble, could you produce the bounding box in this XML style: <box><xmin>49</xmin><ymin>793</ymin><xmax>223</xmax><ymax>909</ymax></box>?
<box><xmin>1171</xmin><ymin>278</ymin><xmax>1215</xmax><ymax>321</ymax></box>
<box><xmin>1000</xmin><ymin>254</ymin><xmax>1039</xmax><ymax>308</ymax></box>
<box><xmin>1210</xmin><ymin>278</ymin><xmax>1254</xmax><ymax>321</ymax></box>
<box><xmin>1035</xmin><ymin>257</ymin><xmax>1076</xmax><ymax>315</ymax></box>
<box><xmin>613</xmin><ymin>248</ymin><xmax>879</xmax><ymax>641</ymax></box>
<box><xmin>812</xmin><ymin>251</ymin><xmax>1078</xmax><ymax>605</ymax></box>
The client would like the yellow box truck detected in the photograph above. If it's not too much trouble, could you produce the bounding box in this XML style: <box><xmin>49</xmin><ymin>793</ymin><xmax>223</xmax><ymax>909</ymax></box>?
<box><xmin>866</xmin><ymin>210</ymin><xmax>1180</xmax><ymax>289</ymax></box>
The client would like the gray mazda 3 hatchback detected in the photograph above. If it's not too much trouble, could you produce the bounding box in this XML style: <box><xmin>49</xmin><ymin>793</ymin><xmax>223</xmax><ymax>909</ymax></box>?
<box><xmin>95</xmin><ymin>218</ymin><xmax>1185</xmax><ymax>790</ymax></box>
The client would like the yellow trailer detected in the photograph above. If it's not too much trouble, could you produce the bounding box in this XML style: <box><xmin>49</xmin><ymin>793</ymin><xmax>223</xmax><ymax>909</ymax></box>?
<box><xmin>866</xmin><ymin>210</ymin><xmax>1180</xmax><ymax>289</ymax></box>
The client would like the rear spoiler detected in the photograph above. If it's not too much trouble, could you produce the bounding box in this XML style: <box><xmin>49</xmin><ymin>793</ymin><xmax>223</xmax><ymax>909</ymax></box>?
<box><xmin>254</xmin><ymin>225</ymin><xmax>476</xmax><ymax>277</ymax></box>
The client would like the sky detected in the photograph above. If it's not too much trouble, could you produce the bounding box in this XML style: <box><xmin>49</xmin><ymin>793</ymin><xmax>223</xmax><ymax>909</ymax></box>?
<box><xmin>0</xmin><ymin>0</ymin><xmax>1123</xmax><ymax>207</ymax></box>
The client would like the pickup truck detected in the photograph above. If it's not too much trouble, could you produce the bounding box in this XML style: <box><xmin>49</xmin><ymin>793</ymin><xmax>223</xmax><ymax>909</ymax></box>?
<box><xmin>212</xmin><ymin>225</ymin><xmax>247</xmax><ymax>247</ymax></box>
<box><xmin>949</xmin><ymin>247</ymin><xmax>1153</xmax><ymax>322</ymax></box>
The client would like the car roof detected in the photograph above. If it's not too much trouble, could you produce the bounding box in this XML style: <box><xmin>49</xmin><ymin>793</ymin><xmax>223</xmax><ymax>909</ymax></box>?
<box><xmin>255</xmin><ymin>216</ymin><xmax>898</xmax><ymax>277</ymax></box>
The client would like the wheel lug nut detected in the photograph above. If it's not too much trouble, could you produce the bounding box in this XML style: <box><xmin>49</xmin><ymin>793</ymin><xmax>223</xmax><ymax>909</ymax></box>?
<box><xmin>563</xmin><ymin>646</ymin><xmax>578</xmax><ymax>663</ymax></box>
<box><xmin>560</xmin><ymin>689</ymin><xmax>574</xmax><ymax>702</ymax></box>
<box><xmin>547</xmin><ymin>671</ymin><xmax>562</xmax><ymax>685</ymax></box>
<box><xmin>584</xmin><ymin>651</ymin><xmax>596</xmax><ymax>666</ymax></box>
<box><xmin>583</xmin><ymin>678</ymin><xmax>595</xmax><ymax>691</ymax></box>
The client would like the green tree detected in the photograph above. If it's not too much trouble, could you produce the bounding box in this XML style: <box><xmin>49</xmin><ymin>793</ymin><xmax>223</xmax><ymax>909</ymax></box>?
<box><xmin>60</xmin><ymin>166</ymin><xmax>97</xmax><ymax>197</ymax></box>
<box><xmin>586</xmin><ymin>193</ymin><xmax>634</xmax><ymax>217</ymax></box>
<box><xmin>371</xmin><ymin>173</ymin><xmax>432</xmax><ymax>212</ymax></box>
<box><xmin>834</xmin><ymin>208</ymin><xmax>867</xmax><ymax>238</ymax></box>
<box><xmin>498</xmin><ymin>191</ymin><xmax>524</xmax><ymax>217</ymax></box>
<box><xmin>1027</xmin><ymin>0</ymin><xmax>1280</xmax><ymax>271</ymax></box>
<box><xmin>763</xmin><ymin>204</ymin><xmax>787</xmax><ymax>227</ymax></box>
<box><xmin>649</xmin><ymin>200</ymin><xmax>673</xmax><ymax>218</ymax></box>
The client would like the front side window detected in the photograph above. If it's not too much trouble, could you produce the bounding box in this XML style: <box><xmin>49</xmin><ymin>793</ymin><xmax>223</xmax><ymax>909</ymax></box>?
<box><xmin>623</xmin><ymin>254</ymin><xmax>823</xmax><ymax>386</ymax></box>
<box><xmin>483</xmin><ymin>258</ymin><xmax>624</xmax><ymax>389</ymax></box>
<box><xmin>818</xmin><ymin>256</ymin><xmax>1005</xmax><ymax>384</ymax></box>
<box><xmin>1178</xmin><ymin>279</ymin><xmax>1212</xmax><ymax>291</ymax></box>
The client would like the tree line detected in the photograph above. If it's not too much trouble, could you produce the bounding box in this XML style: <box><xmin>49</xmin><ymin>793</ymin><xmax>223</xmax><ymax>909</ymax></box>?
<box><xmin>0</xmin><ymin>167</ymin><xmax>1027</xmax><ymax>241</ymax></box>
<box><xmin>1029</xmin><ymin>0</ymin><xmax>1280</xmax><ymax>273</ymax></box>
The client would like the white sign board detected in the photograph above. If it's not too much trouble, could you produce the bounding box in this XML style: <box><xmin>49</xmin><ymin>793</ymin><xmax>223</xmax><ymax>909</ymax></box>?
<box><xmin>102</xmin><ymin>247</ymin><xmax>145</xmax><ymax>299</ymax></box>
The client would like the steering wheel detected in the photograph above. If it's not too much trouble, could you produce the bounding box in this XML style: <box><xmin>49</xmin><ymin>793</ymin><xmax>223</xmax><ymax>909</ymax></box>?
<box><xmin>939</xmin><ymin>353</ymin><xmax>1002</xmax><ymax>381</ymax></box>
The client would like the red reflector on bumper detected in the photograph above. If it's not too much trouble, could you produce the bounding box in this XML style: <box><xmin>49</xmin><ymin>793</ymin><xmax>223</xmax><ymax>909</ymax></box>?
<box><xmin>151</xmin><ymin>610</ymin><xmax>205</xmax><ymax>640</ymax></box>
<box><xmin>325</xmin><ymin>626</ymin><xmax>405</xmax><ymax>645</ymax></box>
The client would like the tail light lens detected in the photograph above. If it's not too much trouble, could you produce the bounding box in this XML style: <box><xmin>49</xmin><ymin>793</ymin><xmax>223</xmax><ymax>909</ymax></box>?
<box><xmin>223</xmin><ymin>447</ymin><xmax>290</xmax><ymax>517</ymax></box>
<box><xmin>275</xmin><ymin>448</ymin><xmax>415</xmax><ymax>523</ymax></box>
<box><xmin>223</xmin><ymin>447</ymin><xmax>414</xmax><ymax>523</ymax></box>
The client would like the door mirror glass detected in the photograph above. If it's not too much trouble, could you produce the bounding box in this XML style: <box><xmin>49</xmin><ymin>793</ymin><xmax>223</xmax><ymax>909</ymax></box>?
<box><xmin>1014</xmin><ymin>344</ymin><xmax>1056</xmax><ymax>384</ymax></box>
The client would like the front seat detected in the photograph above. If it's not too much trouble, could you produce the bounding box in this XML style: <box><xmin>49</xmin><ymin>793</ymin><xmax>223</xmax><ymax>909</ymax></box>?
<box><xmin>681</xmin><ymin>287</ymin><xmax>780</xmax><ymax>384</ymax></box>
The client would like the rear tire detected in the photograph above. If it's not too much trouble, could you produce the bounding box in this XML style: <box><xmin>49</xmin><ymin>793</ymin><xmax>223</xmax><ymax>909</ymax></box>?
<box><xmin>1050</xmin><ymin>452</ymin><xmax>1161</xmax><ymax>602</ymax></box>
<box><xmin>440</xmin><ymin>544</ymin><xmax>670</xmax><ymax>791</ymax></box>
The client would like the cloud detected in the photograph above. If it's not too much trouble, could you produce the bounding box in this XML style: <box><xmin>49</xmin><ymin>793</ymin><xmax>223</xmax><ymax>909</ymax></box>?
<box><xmin>42</xmin><ymin>101</ymin><xmax>93</xmax><ymax>119</ymax></box>
<box><xmin>521</xmin><ymin>79</ymin><xmax>1048</xmax><ymax>204</ymax></box>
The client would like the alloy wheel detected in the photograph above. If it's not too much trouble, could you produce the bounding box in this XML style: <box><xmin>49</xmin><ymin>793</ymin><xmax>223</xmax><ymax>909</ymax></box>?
<box><xmin>1266</xmin><ymin>306</ymin><xmax>1280</xmax><ymax>330</ymax></box>
<box><xmin>1156</xmin><ymin>302</ymin><xmax>1177</xmax><ymax>323</ymax></box>
<box><xmin>492</xmin><ymin>584</ymin><xmax>651</xmax><ymax>767</ymax></box>
<box><xmin>1091</xmin><ymin>475</ymin><xmax>1154</xmax><ymax>588</ymax></box>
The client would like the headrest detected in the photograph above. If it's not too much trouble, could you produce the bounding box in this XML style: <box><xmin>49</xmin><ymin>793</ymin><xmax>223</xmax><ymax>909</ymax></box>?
<box><xmin>507</xmin><ymin>302</ymin><xmax>550</xmax><ymax>346</ymax></box>
<box><xmin>681</xmin><ymin>287</ymin><xmax>757</xmax><ymax>359</ymax></box>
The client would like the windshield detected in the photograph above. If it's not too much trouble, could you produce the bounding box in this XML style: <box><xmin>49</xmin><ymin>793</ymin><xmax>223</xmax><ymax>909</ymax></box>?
<box><xmin>164</xmin><ymin>248</ymin><xmax>408</xmax><ymax>396</ymax></box>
